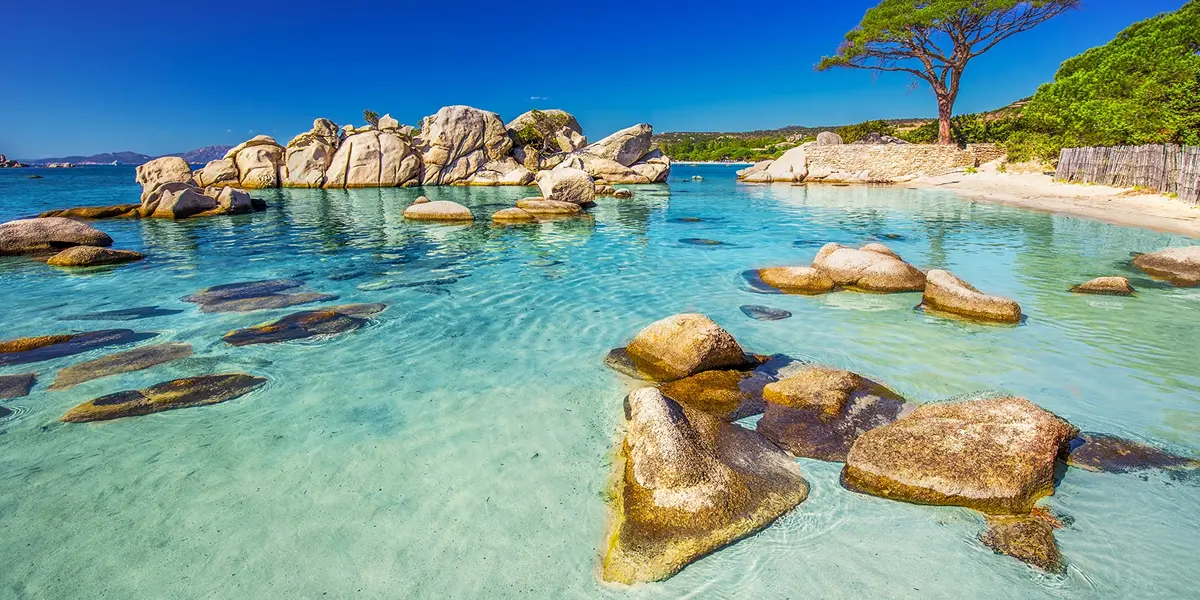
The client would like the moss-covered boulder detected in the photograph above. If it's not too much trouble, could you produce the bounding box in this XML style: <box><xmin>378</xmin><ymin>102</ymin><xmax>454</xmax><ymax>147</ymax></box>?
<box><xmin>223</xmin><ymin>303</ymin><xmax>387</xmax><ymax>346</ymax></box>
<box><xmin>601</xmin><ymin>388</ymin><xmax>809</xmax><ymax>584</ymax></box>
<box><xmin>1132</xmin><ymin>245</ymin><xmax>1200</xmax><ymax>287</ymax></box>
<box><xmin>622</xmin><ymin>314</ymin><xmax>747</xmax><ymax>381</ymax></box>
<box><xmin>921</xmin><ymin>269</ymin><xmax>1022</xmax><ymax>324</ymax></box>
<box><xmin>811</xmin><ymin>243</ymin><xmax>926</xmax><ymax>292</ymax></box>
<box><xmin>50</xmin><ymin>342</ymin><xmax>194</xmax><ymax>390</ymax></box>
<box><xmin>1069</xmin><ymin>276</ymin><xmax>1135</xmax><ymax>296</ymax></box>
<box><xmin>46</xmin><ymin>246</ymin><xmax>144</xmax><ymax>267</ymax></box>
<box><xmin>61</xmin><ymin>373</ymin><xmax>267</xmax><ymax>422</ymax></box>
<box><xmin>0</xmin><ymin>329</ymin><xmax>154</xmax><ymax>367</ymax></box>
<box><xmin>842</xmin><ymin>396</ymin><xmax>1077</xmax><ymax>514</ymax></box>
<box><xmin>757</xmin><ymin>366</ymin><xmax>909</xmax><ymax>461</ymax></box>
<box><xmin>1066</xmin><ymin>432</ymin><xmax>1199</xmax><ymax>473</ymax></box>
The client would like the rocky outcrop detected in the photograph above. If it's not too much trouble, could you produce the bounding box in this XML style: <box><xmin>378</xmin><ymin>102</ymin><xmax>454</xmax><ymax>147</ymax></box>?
<box><xmin>505</xmin><ymin>109</ymin><xmax>587</xmax><ymax>158</ymax></box>
<box><xmin>842</xmin><ymin>395</ymin><xmax>1077</xmax><ymax>514</ymax></box>
<box><xmin>223</xmin><ymin>303</ymin><xmax>387</xmax><ymax>346</ymax></box>
<box><xmin>193</xmin><ymin>158</ymin><xmax>239</xmax><ymax>188</ymax></box>
<box><xmin>0</xmin><ymin>217</ymin><xmax>113</xmax><ymax>255</ymax></box>
<box><xmin>536</xmin><ymin>168</ymin><xmax>595</xmax><ymax>205</ymax></box>
<box><xmin>622</xmin><ymin>314</ymin><xmax>747</xmax><ymax>381</ymax></box>
<box><xmin>600</xmin><ymin>387</ymin><xmax>809</xmax><ymax>584</ymax></box>
<box><xmin>1132</xmin><ymin>246</ymin><xmax>1200</xmax><ymax>286</ymax></box>
<box><xmin>1070</xmin><ymin>276</ymin><xmax>1135</xmax><ymax>296</ymax></box>
<box><xmin>763</xmin><ymin>145</ymin><xmax>808</xmax><ymax>182</ymax></box>
<box><xmin>464</xmin><ymin>158</ymin><xmax>534</xmax><ymax>186</ymax></box>
<box><xmin>581</xmin><ymin>124</ymin><xmax>652</xmax><ymax>167</ymax></box>
<box><xmin>403</xmin><ymin>200</ymin><xmax>474</xmax><ymax>221</ymax></box>
<box><xmin>323</xmin><ymin>130</ymin><xmax>420</xmax><ymax>188</ymax></box>
<box><xmin>61</xmin><ymin>373</ymin><xmax>267</xmax><ymax>422</ymax></box>
<box><xmin>135</xmin><ymin>156</ymin><xmax>193</xmax><ymax>201</ymax></box>
<box><xmin>140</xmin><ymin>182</ymin><xmax>218</xmax><ymax>219</ymax></box>
<box><xmin>811</xmin><ymin>243</ymin><xmax>926</xmax><ymax>293</ymax></box>
<box><xmin>50</xmin><ymin>342</ymin><xmax>194</xmax><ymax>390</ymax></box>
<box><xmin>225</xmin><ymin>135</ymin><xmax>284</xmax><ymax>189</ymax></box>
<box><xmin>0</xmin><ymin>154</ymin><xmax>29</xmax><ymax>168</ymax></box>
<box><xmin>284</xmin><ymin>118</ymin><xmax>340</xmax><ymax>188</ymax></box>
<box><xmin>921</xmin><ymin>269</ymin><xmax>1022</xmax><ymax>324</ymax></box>
<box><xmin>629</xmin><ymin>149</ymin><xmax>671</xmax><ymax>183</ymax></box>
<box><xmin>758</xmin><ymin>266</ymin><xmax>835</xmax><ymax>294</ymax></box>
<box><xmin>46</xmin><ymin>246</ymin><xmax>144</xmax><ymax>267</ymax></box>
<box><xmin>416</xmin><ymin>105</ymin><xmax>512</xmax><ymax>185</ymax></box>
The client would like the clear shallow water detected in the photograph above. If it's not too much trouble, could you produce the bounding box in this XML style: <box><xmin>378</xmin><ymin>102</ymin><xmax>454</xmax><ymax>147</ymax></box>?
<box><xmin>0</xmin><ymin>165</ymin><xmax>1198</xmax><ymax>599</ymax></box>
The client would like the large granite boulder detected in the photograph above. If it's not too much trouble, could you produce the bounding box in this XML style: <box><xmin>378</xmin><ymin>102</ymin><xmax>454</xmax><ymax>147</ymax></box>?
<box><xmin>600</xmin><ymin>387</ymin><xmax>809</xmax><ymax>584</ymax></box>
<box><xmin>536</xmin><ymin>167</ymin><xmax>595</xmax><ymax>205</ymax></box>
<box><xmin>416</xmin><ymin>105</ymin><xmax>512</xmax><ymax>185</ymax></box>
<box><xmin>842</xmin><ymin>395</ymin><xmax>1078</xmax><ymax>514</ymax></box>
<box><xmin>758</xmin><ymin>266</ymin><xmax>835</xmax><ymax>294</ymax></box>
<box><xmin>50</xmin><ymin>342</ymin><xmax>194</xmax><ymax>390</ymax></box>
<box><xmin>757</xmin><ymin>366</ymin><xmax>908</xmax><ymax>461</ymax></box>
<box><xmin>816</xmin><ymin>132</ymin><xmax>843</xmax><ymax>146</ymax></box>
<box><xmin>283</xmin><ymin>118</ymin><xmax>340</xmax><ymax>188</ymax></box>
<box><xmin>203</xmin><ymin>186</ymin><xmax>256</xmax><ymax>214</ymax></box>
<box><xmin>323</xmin><ymin>130</ymin><xmax>420</xmax><ymax>188</ymax></box>
<box><xmin>226</xmin><ymin>135</ymin><xmax>284</xmax><ymax>189</ymax></box>
<box><xmin>764</xmin><ymin>145</ymin><xmax>808</xmax><ymax>182</ymax></box>
<box><xmin>193</xmin><ymin>158</ymin><xmax>239</xmax><ymax>188</ymax></box>
<box><xmin>505</xmin><ymin>109</ymin><xmax>587</xmax><ymax>155</ymax></box>
<box><xmin>922</xmin><ymin>269</ymin><xmax>1022</xmax><ymax>324</ymax></box>
<box><xmin>403</xmin><ymin>200</ymin><xmax>474</xmax><ymax>221</ymax></box>
<box><xmin>1132</xmin><ymin>245</ymin><xmax>1200</xmax><ymax>287</ymax></box>
<box><xmin>582</xmin><ymin>123</ymin><xmax>652</xmax><ymax>167</ymax></box>
<box><xmin>135</xmin><ymin>157</ymin><xmax>192</xmax><ymax>201</ymax></box>
<box><xmin>623</xmin><ymin>314</ymin><xmax>746</xmax><ymax>381</ymax></box>
<box><xmin>0</xmin><ymin>217</ymin><xmax>113</xmax><ymax>255</ymax></box>
<box><xmin>1070</xmin><ymin>276</ymin><xmax>1135</xmax><ymax>296</ymax></box>
<box><xmin>61</xmin><ymin>373</ymin><xmax>267</xmax><ymax>422</ymax></box>
<box><xmin>464</xmin><ymin>158</ymin><xmax>535</xmax><ymax>186</ymax></box>
<box><xmin>811</xmin><ymin>243</ymin><xmax>926</xmax><ymax>293</ymax></box>
<box><xmin>140</xmin><ymin>182</ymin><xmax>218</xmax><ymax>219</ymax></box>
<box><xmin>558</xmin><ymin>155</ymin><xmax>649</xmax><ymax>184</ymax></box>
<box><xmin>736</xmin><ymin>160</ymin><xmax>773</xmax><ymax>181</ymax></box>
<box><xmin>629</xmin><ymin>148</ymin><xmax>671</xmax><ymax>183</ymax></box>
<box><xmin>46</xmin><ymin>246</ymin><xmax>144</xmax><ymax>267</ymax></box>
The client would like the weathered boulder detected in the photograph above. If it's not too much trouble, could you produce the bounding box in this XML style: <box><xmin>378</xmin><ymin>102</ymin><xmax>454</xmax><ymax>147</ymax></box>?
<box><xmin>50</xmin><ymin>342</ymin><xmax>194</xmax><ymax>390</ymax></box>
<box><xmin>225</xmin><ymin>135</ymin><xmax>284</xmax><ymax>189</ymax></box>
<box><xmin>0</xmin><ymin>217</ymin><xmax>113</xmax><ymax>255</ymax></box>
<box><xmin>736</xmin><ymin>160</ymin><xmax>773</xmax><ymax>180</ymax></box>
<box><xmin>416</xmin><ymin>105</ymin><xmax>512</xmax><ymax>185</ymax></box>
<box><xmin>505</xmin><ymin>109</ymin><xmax>587</xmax><ymax>155</ymax></box>
<box><xmin>1132</xmin><ymin>246</ymin><xmax>1200</xmax><ymax>287</ymax></box>
<box><xmin>193</xmin><ymin>158</ymin><xmax>239</xmax><ymax>188</ymax></box>
<box><xmin>842</xmin><ymin>395</ymin><xmax>1078</xmax><ymax>514</ymax></box>
<box><xmin>629</xmin><ymin>149</ymin><xmax>671</xmax><ymax>183</ymax></box>
<box><xmin>46</xmin><ymin>246</ymin><xmax>144</xmax><ymax>267</ymax></box>
<box><xmin>922</xmin><ymin>269</ymin><xmax>1022</xmax><ymax>324</ymax></box>
<box><xmin>464</xmin><ymin>157</ymin><xmax>535</xmax><ymax>186</ymax></box>
<box><xmin>810</xmin><ymin>243</ymin><xmax>925</xmax><ymax>292</ymax></box>
<box><xmin>758</xmin><ymin>266</ymin><xmax>836</xmax><ymax>294</ymax></box>
<box><xmin>0</xmin><ymin>372</ymin><xmax>36</xmax><ymax>399</ymax></box>
<box><xmin>816</xmin><ymin>132</ymin><xmax>843</xmax><ymax>146</ymax></box>
<box><xmin>764</xmin><ymin>146</ymin><xmax>808</xmax><ymax>182</ymax></box>
<box><xmin>403</xmin><ymin>200</ymin><xmax>474</xmax><ymax>221</ymax></box>
<box><xmin>536</xmin><ymin>167</ymin><xmax>595</xmax><ymax>205</ymax></box>
<box><xmin>283</xmin><ymin>118</ymin><xmax>340</xmax><ymax>188</ymax></box>
<box><xmin>142</xmin><ymin>182</ymin><xmax>218</xmax><ymax>219</ymax></box>
<box><xmin>377</xmin><ymin>114</ymin><xmax>400</xmax><ymax>131</ymax></box>
<box><xmin>0</xmin><ymin>329</ymin><xmax>153</xmax><ymax>367</ymax></box>
<box><xmin>980</xmin><ymin>515</ymin><xmax>1065</xmax><ymax>573</ymax></box>
<box><xmin>61</xmin><ymin>373</ymin><xmax>267</xmax><ymax>422</ymax></box>
<box><xmin>514</xmin><ymin>198</ymin><xmax>582</xmax><ymax>215</ymax></box>
<box><xmin>757</xmin><ymin>366</ymin><xmax>908</xmax><ymax>461</ymax></box>
<box><xmin>135</xmin><ymin>157</ymin><xmax>193</xmax><ymax>201</ymax></box>
<box><xmin>623</xmin><ymin>314</ymin><xmax>747</xmax><ymax>381</ymax></box>
<box><xmin>323</xmin><ymin>130</ymin><xmax>420</xmax><ymax>188</ymax></box>
<box><xmin>223</xmin><ymin>303</ymin><xmax>387</xmax><ymax>346</ymax></box>
<box><xmin>582</xmin><ymin>124</ymin><xmax>652</xmax><ymax>167</ymax></box>
<box><xmin>491</xmin><ymin>207</ymin><xmax>536</xmax><ymax>223</ymax></box>
<box><xmin>600</xmin><ymin>387</ymin><xmax>809</xmax><ymax>584</ymax></box>
<box><xmin>1070</xmin><ymin>276</ymin><xmax>1135</xmax><ymax>296</ymax></box>
<box><xmin>203</xmin><ymin>186</ymin><xmax>255</xmax><ymax>214</ymax></box>
<box><xmin>559</xmin><ymin>155</ymin><xmax>650</xmax><ymax>184</ymax></box>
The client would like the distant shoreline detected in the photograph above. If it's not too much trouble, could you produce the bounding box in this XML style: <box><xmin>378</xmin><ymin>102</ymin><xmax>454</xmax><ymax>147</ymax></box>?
<box><xmin>672</xmin><ymin>161</ymin><xmax>753</xmax><ymax>166</ymax></box>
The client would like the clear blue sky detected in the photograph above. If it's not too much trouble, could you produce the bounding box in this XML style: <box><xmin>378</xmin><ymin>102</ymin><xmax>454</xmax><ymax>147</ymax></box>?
<box><xmin>0</xmin><ymin>0</ymin><xmax>1187</xmax><ymax>158</ymax></box>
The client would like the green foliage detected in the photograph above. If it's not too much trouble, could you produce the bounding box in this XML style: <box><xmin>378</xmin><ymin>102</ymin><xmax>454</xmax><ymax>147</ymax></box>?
<box><xmin>897</xmin><ymin>113</ymin><xmax>1022</xmax><ymax>145</ymax></box>
<box><xmin>835</xmin><ymin>120</ymin><xmax>898</xmax><ymax>143</ymax></box>
<box><xmin>1011</xmin><ymin>0</ymin><xmax>1200</xmax><ymax>159</ymax></box>
<box><xmin>363</xmin><ymin>110</ymin><xmax>380</xmax><ymax>128</ymax></box>
<box><xmin>659</xmin><ymin>135</ymin><xmax>798</xmax><ymax>162</ymax></box>
<box><xmin>512</xmin><ymin>109</ymin><xmax>574</xmax><ymax>153</ymax></box>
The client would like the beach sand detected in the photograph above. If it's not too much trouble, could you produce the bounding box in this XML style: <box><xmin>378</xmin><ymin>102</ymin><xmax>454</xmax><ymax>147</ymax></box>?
<box><xmin>908</xmin><ymin>170</ymin><xmax>1200</xmax><ymax>237</ymax></box>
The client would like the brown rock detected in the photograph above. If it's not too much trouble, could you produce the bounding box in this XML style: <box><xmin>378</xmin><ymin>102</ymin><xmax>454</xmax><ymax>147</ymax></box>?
<box><xmin>758</xmin><ymin>266</ymin><xmax>836</xmax><ymax>294</ymax></box>
<box><xmin>1066</xmin><ymin>432</ymin><xmax>1199</xmax><ymax>473</ymax></box>
<box><xmin>182</xmin><ymin>278</ymin><xmax>305</xmax><ymax>305</ymax></box>
<box><xmin>980</xmin><ymin>515</ymin><xmax>1065</xmax><ymax>573</ymax></box>
<box><xmin>198</xmin><ymin>293</ymin><xmax>337</xmax><ymax>313</ymax></box>
<box><xmin>38</xmin><ymin>205</ymin><xmax>141</xmax><ymax>219</ymax></box>
<box><xmin>811</xmin><ymin>243</ymin><xmax>926</xmax><ymax>293</ymax></box>
<box><xmin>921</xmin><ymin>269</ymin><xmax>1022</xmax><ymax>324</ymax></box>
<box><xmin>491</xmin><ymin>207</ymin><xmax>536</xmax><ymax>223</ymax></box>
<box><xmin>514</xmin><ymin>198</ymin><xmax>582</xmax><ymax>215</ymax></box>
<box><xmin>624</xmin><ymin>314</ymin><xmax>747</xmax><ymax>381</ymax></box>
<box><xmin>1070</xmin><ymin>276</ymin><xmax>1135</xmax><ymax>296</ymax></box>
<box><xmin>1132</xmin><ymin>246</ymin><xmax>1200</xmax><ymax>287</ymax></box>
<box><xmin>61</xmin><ymin>373</ymin><xmax>267</xmax><ymax>422</ymax></box>
<box><xmin>50</xmin><ymin>342</ymin><xmax>194</xmax><ymax>390</ymax></box>
<box><xmin>0</xmin><ymin>329</ymin><xmax>154</xmax><ymax>367</ymax></box>
<box><xmin>46</xmin><ymin>246</ymin><xmax>144</xmax><ymax>267</ymax></box>
<box><xmin>223</xmin><ymin>303</ymin><xmax>387</xmax><ymax>346</ymax></box>
<box><xmin>0</xmin><ymin>218</ymin><xmax>113</xmax><ymax>255</ymax></box>
<box><xmin>658</xmin><ymin>370</ymin><xmax>752</xmax><ymax>419</ymax></box>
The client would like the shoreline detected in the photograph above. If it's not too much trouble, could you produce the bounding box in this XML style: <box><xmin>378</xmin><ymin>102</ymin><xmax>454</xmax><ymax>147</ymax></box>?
<box><xmin>906</xmin><ymin>171</ymin><xmax>1200</xmax><ymax>238</ymax></box>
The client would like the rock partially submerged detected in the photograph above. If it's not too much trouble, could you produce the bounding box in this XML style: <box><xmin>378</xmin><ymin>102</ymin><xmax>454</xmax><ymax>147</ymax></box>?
<box><xmin>39</xmin><ymin>204</ymin><xmax>141</xmax><ymax>219</ymax></box>
<box><xmin>921</xmin><ymin>269</ymin><xmax>1022</xmax><ymax>324</ymax></box>
<box><xmin>758</xmin><ymin>266</ymin><xmax>835</xmax><ymax>295</ymax></box>
<box><xmin>402</xmin><ymin>200</ymin><xmax>474</xmax><ymax>222</ymax></box>
<box><xmin>199</xmin><ymin>292</ymin><xmax>337</xmax><ymax>313</ymax></box>
<box><xmin>223</xmin><ymin>303</ymin><xmax>386</xmax><ymax>346</ymax></box>
<box><xmin>622</xmin><ymin>314</ymin><xmax>747</xmax><ymax>381</ymax></box>
<box><xmin>58</xmin><ymin>306</ymin><xmax>184</xmax><ymax>321</ymax></box>
<box><xmin>739</xmin><ymin>305</ymin><xmax>792</xmax><ymax>321</ymax></box>
<box><xmin>535</xmin><ymin>168</ymin><xmax>595</xmax><ymax>205</ymax></box>
<box><xmin>0</xmin><ymin>373</ymin><xmax>36</xmax><ymax>399</ymax></box>
<box><xmin>1066</xmin><ymin>432</ymin><xmax>1199</xmax><ymax>473</ymax></box>
<box><xmin>514</xmin><ymin>198</ymin><xmax>582</xmax><ymax>215</ymax></box>
<box><xmin>1070</xmin><ymin>276</ymin><xmax>1135</xmax><ymax>296</ymax></box>
<box><xmin>0</xmin><ymin>329</ymin><xmax>155</xmax><ymax>367</ymax></box>
<box><xmin>757</xmin><ymin>366</ymin><xmax>909</xmax><ymax>462</ymax></box>
<box><xmin>842</xmin><ymin>395</ymin><xmax>1078</xmax><ymax>514</ymax></box>
<box><xmin>0</xmin><ymin>218</ymin><xmax>113</xmax><ymax>255</ymax></box>
<box><xmin>658</xmin><ymin>370</ymin><xmax>754</xmax><ymax>420</ymax></box>
<box><xmin>50</xmin><ymin>342</ymin><xmax>194</xmax><ymax>390</ymax></box>
<box><xmin>46</xmin><ymin>246</ymin><xmax>144</xmax><ymax>267</ymax></box>
<box><xmin>182</xmin><ymin>278</ymin><xmax>305</xmax><ymax>306</ymax></box>
<box><xmin>1132</xmin><ymin>246</ymin><xmax>1200</xmax><ymax>287</ymax></box>
<box><xmin>811</xmin><ymin>243</ymin><xmax>926</xmax><ymax>293</ymax></box>
<box><xmin>61</xmin><ymin>373</ymin><xmax>267</xmax><ymax>422</ymax></box>
<box><xmin>600</xmin><ymin>387</ymin><xmax>809</xmax><ymax>584</ymax></box>
<box><xmin>980</xmin><ymin>515</ymin><xmax>1065</xmax><ymax>574</ymax></box>
<box><xmin>491</xmin><ymin>207</ymin><xmax>536</xmax><ymax>223</ymax></box>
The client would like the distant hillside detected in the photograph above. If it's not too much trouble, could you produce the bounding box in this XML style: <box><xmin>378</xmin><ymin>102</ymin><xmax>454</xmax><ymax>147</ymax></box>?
<box><xmin>22</xmin><ymin>145</ymin><xmax>233</xmax><ymax>166</ymax></box>
<box><xmin>176</xmin><ymin>145</ymin><xmax>232</xmax><ymax>164</ymax></box>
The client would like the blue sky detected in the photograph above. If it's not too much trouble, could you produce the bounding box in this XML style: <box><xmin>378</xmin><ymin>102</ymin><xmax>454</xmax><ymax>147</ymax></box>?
<box><xmin>0</xmin><ymin>0</ymin><xmax>1187</xmax><ymax>157</ymax></box>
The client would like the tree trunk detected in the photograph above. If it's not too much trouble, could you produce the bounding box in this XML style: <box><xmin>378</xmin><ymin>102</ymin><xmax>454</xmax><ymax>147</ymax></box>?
<box><xmin>937</xmin><ymin>94</ymin><xmax>954</xmax><ymax>145</ymax></box>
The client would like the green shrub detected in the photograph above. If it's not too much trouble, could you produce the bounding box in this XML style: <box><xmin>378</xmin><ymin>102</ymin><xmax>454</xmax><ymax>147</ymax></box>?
<box><xmin>834</xmin><ymin>120</ymin><xmax>898</xmax><ymax>143</ymax></box>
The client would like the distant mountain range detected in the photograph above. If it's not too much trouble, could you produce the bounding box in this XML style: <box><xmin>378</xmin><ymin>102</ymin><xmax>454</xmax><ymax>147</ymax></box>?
<box><xmin>18</xmin><ymin>145</ymin><xmax>233</xmax><ymax>166</ymax></box>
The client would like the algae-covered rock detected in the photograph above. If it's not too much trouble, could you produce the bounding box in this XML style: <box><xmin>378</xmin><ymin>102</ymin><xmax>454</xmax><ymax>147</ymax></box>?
<box><xmin>842</xmin><ymin>396</ymin><xmax>1078</xmax><ymax>514</ymax></box>
<box><xmin>811</xmin><ymin>243</ymin><xmax>925</xmax><ymax>293</ymax></box>
<box><xmin>198</xmin><ymin>292</ymin><xmax>336</xmax><ymax>313</ymax></box>
<box><xmin>623</xmin><ymin>314</ymin><xmax>747</xmax><ymax>381</ymax></box>
<box><xmin>1132</xmin><ymin>246</ymin><xmax>1200</xmax><ymax>287</ymax></box>
<box><xmin>1070</xmin><ymin>276</ymin><xmax>1135</xmax><ymax>296</ymax></box>
<box><xmin>757</xmin><ymin>366</ymin><xmax>908</xmax><ymax>462</ymax></box>
<box><xmin>223</xmin><ymin>303</ymin><xmax>386</xmax><ymax>346</ymax></box>
<box><xmin>921</xmin><ymin>269</ymin><xmax>1022</xmax><ymax>324</ymax></box>
<box><xmin>182</xmin><ymin>279</ymin><xmax>305</xmax><ymax>305</ymax></box>
<box><xmin>758</xmin><ymin>266</ymin><xmax>835</xmax><ymax>294</ymax></box>
<box><xmin>980</xmin><ymin>515</ymin><xmax>1065</xmax><ymax>573</ymax></box>
<box><xmin>658</xmin><ymin>370</ymin><xmax>752</xmax><ymax>419</ymax></box>
<box><xmin>0</xmin><ymin>329</ymin><xmax>154</xmax><ymax>367</ymax></box>
<box><xmin>601</xmin><ymin>388</ymin><xmax>808</xmax><ymax>584</ymax></box>
<box><xmin>0</xmin><ymin>372</ymin><xmax>36</xmax><ymax>399</ymax></box>
<box><xmin>50</xmin><ymin>342</ymin><xmax>194</xmax><ymax>390</ymax></box>
<box><xmin>38</xmin><ymin>204</ymin><xmax>141</xmax><ymax>219</ymax></box>
<box><xmin>46</xmin><ymin>246</ymin><xmax>144</xmax><ymax>267</ymax></box>
<box><xmin>61</xmin><ymin>373</ymin><xmax>267</xmax><ymax>422</ymax></box>
<box><xmin>1066</xmin><ymin>432</ymin><xmax>1199</xmax><ymax>473</ymax></box>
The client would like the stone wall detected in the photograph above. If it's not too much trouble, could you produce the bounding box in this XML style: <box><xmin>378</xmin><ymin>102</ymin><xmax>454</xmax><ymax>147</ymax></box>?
<box><xmin>805</xmin><ymin>144</ymin><xmax>977</xmax><ymax>182</ymax></box>
<box><xmin>967</xmin><ymin>143</ymin><xmax>1007</xmax><ymax>165</ymax></box>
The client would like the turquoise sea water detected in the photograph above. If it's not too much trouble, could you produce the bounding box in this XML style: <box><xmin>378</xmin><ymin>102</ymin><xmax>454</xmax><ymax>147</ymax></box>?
<box><xmin>1</xmin><ymin>164</ymin><xmax>1198</xmax><ymax>599</ymax></box>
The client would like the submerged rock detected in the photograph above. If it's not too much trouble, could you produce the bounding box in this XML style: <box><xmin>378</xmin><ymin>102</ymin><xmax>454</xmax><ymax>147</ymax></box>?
<box><xmin>0</xmin><ymin>329</ymin><xmax>155</xmax><ymax>367</ymax></box>
<box><xmin>0</xmin><ymin>217</ymin><xmax>113</xmax><ymax>255</ymax></box>
<box><xmin>1070</xmin><ymin>276</ymin><xmax>1135</xmax><ymax>296</ymax></box>
<box><xmin>679</xmin><ymin>238</ymin><xmax>726</xmax><ymax>246</ymax></box>
<box><xmin>0</xmin><ymin>406</ymin><xmax>11</xmax><ymax>419</ymax></box>
<box><xmin>1066</xmin><ymin>432</ymin><xmax>1199</xmax><ymax>473</ymax></box>
<box><xmin>39</xmin><ymin>204</ymin><xmax>141</xmax><ymax>219</ymax></box>
<box><xmin>601</xmin><ymin>388</ymin><xmax>809</xmax><ymax>584</ymax></box>
<box><xmin>842</xmin><ymin>396</ymin><xmax>1078</xmax><ymax>514</ymax></box>
<box><xmin>921</xmin><ymin>269</ymin><xmax>1022</xmax><ymax>324</ymax></box>
<box><xmin>1132</xmin><ymin>246</ymin><xmax>1200</xmax><ymax>287</ymax></box>
<box><xmin>491</xmin><ymin>207</ymin><xmax>536</xmax><ymax>223</ymax></box>
<box><xmin>811</xmin><ymin>243</ymin><xmax>925</xmax><ymax>293</ymax></box>
<box><xmin>182</xmin><ymin>279</ymin><xmax>305</xmax><ymax>305</ymax></box>
<box><xmin>58</xmin><ymin>306</ymin><xmax>184</xmax><ymax>321</ymax></box>
<box><xmin>758</xmin><ymin>266</ymin><xmax>835</xmax><ymax>295</ymax></box>
<box><xmin>0</xmin><ymin>372</ymin><xmax>36</xmax><ymax>399</ymax></box>
<box><xmin>980</xmin><ymin>515</ymin><xmax>1065</xmax><ymax>574</ymax></box>
<box><xmin>402</xmin><ymin>200</ymin><xmax>474</xmax><ymax>221</ymax></box>
<box><xmin>222</xmin><ymin>303</ymin><xmax>386</xmax><ymax>346</ymax></box>
<box><xmin>739</xmin><ymin>305</ymin><xmax>792</xmax><ymax>321</ymax></box>
<box><xmin>50</xmin><ymin>342</ymin><xmax>194</xmax><ymax>390</ymax></box>
<box><xmin>613</xmin><ymin>188</ymin><xmax>634</xmax><ymax>199</ymax></box>
<box><xmin>46</xmin><ymin>246</ymin><xmax>144</xmax><ymax>267</ymax></box>
<box><xmin>758</xmin><ymin>366</ymin><xmax>909</xmax><ymax>462</ymax></box>
<box><xmin>198</xmin><ymin>292</ymin><xmax>337</xmax><ymax>313</ymax></box>
<box><xmin>623</xmin><ymin>314</ymin><xmax>747</xmax><ymax>381</ymax></box>
<box><xmin>61</xmin><ymin>373</ymin><xmax>267</xmax><ymax>422</ymax></box>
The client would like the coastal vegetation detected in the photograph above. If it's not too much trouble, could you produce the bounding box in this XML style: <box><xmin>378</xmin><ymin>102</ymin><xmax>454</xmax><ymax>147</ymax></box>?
<box><xmin>656</xmin><ymin>134</ymin><xmax>801</xmax><ymax>162</ymax></box>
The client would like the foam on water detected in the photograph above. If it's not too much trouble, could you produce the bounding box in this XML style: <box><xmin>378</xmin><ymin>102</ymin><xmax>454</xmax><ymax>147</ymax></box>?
<box><xmin>0</xmin><ymin>165</ymin><xmax>1197</xmax><ymax>598</ymax></box>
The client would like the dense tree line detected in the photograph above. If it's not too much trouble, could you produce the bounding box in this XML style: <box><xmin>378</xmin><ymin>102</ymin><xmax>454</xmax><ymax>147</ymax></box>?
<box><xmin>657</xmin><ymin>135</ymin><xmax>801</xmax><ymax>162</ymax></box>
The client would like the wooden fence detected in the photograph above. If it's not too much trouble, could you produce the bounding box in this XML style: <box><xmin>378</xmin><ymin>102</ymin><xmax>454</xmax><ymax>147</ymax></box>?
<box><xmin>1055</xmin><ymin>144</ymin><xmax>1200</xmax><ymax>205</ymax></box>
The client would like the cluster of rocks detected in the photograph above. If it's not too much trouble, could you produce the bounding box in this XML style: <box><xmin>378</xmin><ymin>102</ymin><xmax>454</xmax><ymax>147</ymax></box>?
<box><xmin>598</xmin><ymin>313</ymin><xmax>1198</xmax><ymax>582</ymax></box>
<box><xmin>0</xmin><ymin>217</ymin><xmax>143</xmax><ymax>267</ymax></box>
<box><xmin>179</xmin><ymin>106</ymin><xmax>668</xmax><ymax>191</ymax></box>
<box><xmin>0</xmin><ymin>154</ymin><xmax>28</xmax><ymax>168</ymax></box>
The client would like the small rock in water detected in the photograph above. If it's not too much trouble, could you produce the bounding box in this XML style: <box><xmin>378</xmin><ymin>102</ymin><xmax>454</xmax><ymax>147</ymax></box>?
<box><xmin>50</xmin><ymin>342</ymin><xmax>194</xmax><ymax>390</ymax></box>
<box><xmin>0</xmin><ymin>329</ymin><xmax>156</xmax><ymax>367</ymax></box>
<box><xmin>1070</xmin><ymin>276</ymin><xmax>1135</xmax><ymax>296</ymax></box>
<box><xmin>0</xmin><ymin>405</ymin><xmax>12</xmax><ymax>419</ymax></box>
<box><xmin>46</xmin><ymin>246</ymin><xmax>144</xmax><ymax>267</ymax></box>
<box><xmin>758</xmin><ymin>267</ymin><xmax>835</xmax><ymax>295</ymax></box>
<box><xmin>58</xmin><ymin>306</ymin><xmax>184</xmax><ymax>321</ymax></box>
<box><xmin>679</xmin><ymin>238</ymin><xmax>726</xmax><ymax>246</ymax></box>
<box><xmin>199</xmin><ymin>293</ymin><xmax>337</xmax><ymax>313</ymax></box>
<box><xmin>1066</xmin><ymin>432</ymin><xmax>1198</xmax><ymax>473</ymax></box>
<box><xmin>739</xmin><ymin>305</ymin><xmax>792</xmax><ymax>321</ymax></box>
<box><xmin>61</xmin><ymin>373</ymin><xmax>267</xmax><ymax>422</ymax></box>
<box><xmin>182</xmin><ymin>279</ymin><xmax>305</xmax><ymax>305</ymax></box>
<box><xmin>980</xmin><ymin>515</ymin><xmax>1065</xmax><ymax>574</ymax></box>
<box><xmin>0</xmin><ymin>373</ymin><xmax>37</xmax><ymax>399</ymax></box>
<box><xmin>921</xmin><ymin>269</ymin><xmax>1021</xmax><ymax>324</ymax></box>
<box><xmin>222</xmin><ymin>303</ymin><xmax>387</xmax><ymax>346</ymax></box>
